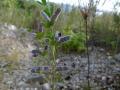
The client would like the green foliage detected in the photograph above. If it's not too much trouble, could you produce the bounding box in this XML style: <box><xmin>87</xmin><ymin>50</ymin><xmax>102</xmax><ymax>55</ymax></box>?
<box><xmin>41</xmin><ymin>0</ymin><xmax>47</xmax><ymax>5</ymax></box>
<box><xmin>0</xmin><ymin>0</ymin><xmax>40</xmax><ymax>28</ymax></box>
<box><xmin>91</xmin><ymin>12</ymin><xmax>120</xmax><ymax>52</ymax></box>
<box><xmin>61</xmin><ymin>31</ymin><xmax>86</xmax><ymax>53</ymax></box>
<box><xmin>0</xmin><ymin>0</ymin><xmax>120</xmax><ymax>53</ymax></box>
<box><xmin>33</xmin><ymin>1</ymin><xmax>64</xmax><ymax>89</ymax></box>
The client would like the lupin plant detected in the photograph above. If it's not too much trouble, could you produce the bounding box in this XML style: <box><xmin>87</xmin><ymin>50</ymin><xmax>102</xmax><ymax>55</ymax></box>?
<box><xmin>31</xmin><ymin>0</ymin><xmax>70</xmax><ymax>89</ymax></box>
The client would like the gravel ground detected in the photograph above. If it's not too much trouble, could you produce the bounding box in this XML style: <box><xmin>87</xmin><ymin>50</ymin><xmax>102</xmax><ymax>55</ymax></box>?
<box><xmin>0</xmin><ymin>47</ymin><xmax>120</xmax><ymax>90</ymax></box>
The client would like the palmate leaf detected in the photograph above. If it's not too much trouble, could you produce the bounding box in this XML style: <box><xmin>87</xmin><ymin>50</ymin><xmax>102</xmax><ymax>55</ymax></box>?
<box><xmin>49</xmin><ymin>4</ymin><xmax>54</xmax><ymax>16</ymax></box>
<box><xmin>51</xmin><ymin>8</ymin><xmax>61</xmax><ymax>23</ymax></box>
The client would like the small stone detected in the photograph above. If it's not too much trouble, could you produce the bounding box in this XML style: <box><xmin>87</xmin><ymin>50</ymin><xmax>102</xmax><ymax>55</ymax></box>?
<box><xmin>114</xmin><ymin>53</ymin><xmax>120</xmax><ymax>61</ymax></box>
<box><xmin>64</xmin><ymin>75</ymin><xmax>71</xmax><ymax>81</ymax></box>
<box><xmin>56</xmin><ymin>66</ymin><xmax>68</xmax><ymax>71</ymax></box>
<box><xmin>106</xmin><ymin>76</ymin><xmax>114</xmax><ymax>85</ymax></box>
<box><xmin>18</xmin><ymin>81</ymin><xmax>28</xmax><ymax>87</ymax></box>
<box><xmin>102</xmin><ymin>76</ymin><xmax>106</xmax><ymax>81</ymax></box>
<box><xmin>107</xmin><ymin>52</ymin><xmax>110</xmax><ymax>56</ymax></box>
<box><xmin>114</xmin><ymin>68</ymin><xmax>120</xmax><ymax>73</ymax></box>
<box><xmin>42</xmin><ymin>83</ymin><xmax>51</xmax><ymax>90</ymax></box>
<box><xmin>99</xmin><ymin>48</ymin><xmax>105</xmax><ymax>52</ymax></box>
<box><xmin>66</xmin><ymin>84</ymin><xmax>73</xmax><ymax>90</ymax></box>
<box><xmin>71</xmin><ymin>63</ymin><xmax>76</xmax><ymax>68</ymax></box>
<box><xmin>6</xmin><ymin>81</ymin><xmax>13</xmax><ymax>85</ymax></box>
<box><xmin>56</xmin><ymin>83</ymin><xmax>64</xmax><ymax>90</ymax></box>
<box><xmin>56</xmin><ymin>59</ymin><xmax>60</xmax><ymax>64</ymax></box>
<box><xmin>0</xmin><ymin>62</ymin><xmax>9</xmax><ymax>68</ymax></box>
<box><xmin>25</xmin><ymin>74</ymin><xmax>46</xmax><ymax>85</ymax></box>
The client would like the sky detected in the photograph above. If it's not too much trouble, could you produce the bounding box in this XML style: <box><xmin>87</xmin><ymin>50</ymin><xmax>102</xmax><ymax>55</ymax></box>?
<box><xmin>48</xmin><ymin>0</ymin><xmax>120</xmax><ymax>12</ymax></box>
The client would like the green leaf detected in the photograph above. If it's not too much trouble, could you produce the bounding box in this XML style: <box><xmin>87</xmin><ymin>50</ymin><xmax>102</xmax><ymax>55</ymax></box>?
<box><xmin>41</xmin><ymin>11</ymin><xmax>51</xmax><ymax>21</ymax></box>
<box><xmin>36</xmin><ymin>32</ymin><xmax>44</xmax><ymax>39</ymax></box>
<box><xmin>36</xmin><ymin>1</ymin><xmax>42</xmax><ymax>5</ymax></box>
<box><xmin>44</xmin><ymin>7</ymin><xmax>51</xmax><ymax>17</ymax></box>
<box><xmin>41</xmin><ymin>0</ymin><xmax>47</xmax><ymax>5</ymax></box>
<box><xmin>44</xmin><ymin>21</ymin><xmax>53</xmax><ymax>28</ymax></box>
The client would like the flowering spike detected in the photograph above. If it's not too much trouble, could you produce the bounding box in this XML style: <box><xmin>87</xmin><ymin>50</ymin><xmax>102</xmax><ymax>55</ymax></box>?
<box><xmin>51</xmin><ymin>8</ymin><xmax>61</xmax><ymax>22</ymax></box>
<box><xmin>55</xmin><ymin>31</ymin><xmax>62</xmax><ymax>40</ymax></box>
<box><xmin>31</xmin><ymin>50</ymin><xmax>40</xmax><ymax>57</ymax></box>
<box><xmin>31</xmin><ymin>66</ymin><xmax>41</xmax><ymax>73</ymax></box>
<box><xmin>58</xmin><ymin>36</ymin><xmax>70</xmax><ymax>43</ymax></box>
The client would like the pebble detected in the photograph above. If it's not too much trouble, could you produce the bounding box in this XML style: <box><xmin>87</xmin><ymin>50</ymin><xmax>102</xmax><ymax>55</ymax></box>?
<box><xmin>56</xmin><ymin>83</ymin><xmax>65</xmax><ymax>90</ymax></box>
<box><xmin>42</xmin><ymin>83</ymin><xmax>51</xmax><ymax>90</ymax></box>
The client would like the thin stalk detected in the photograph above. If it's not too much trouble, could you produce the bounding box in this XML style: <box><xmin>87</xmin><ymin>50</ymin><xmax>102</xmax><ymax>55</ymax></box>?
<box><xmin>114</xmin><ymin>35</ymin><xmax>119</xmax><ymax>54</ymax></box>
<box><xmin>85</xmin><ymin>19</ymin><xmax>90</xmax><ymax>88</ymax></box>
<box><xmin>52</xmin><ymin>45</ymin><xmax>56</xmax><ymax>90</ymax></box>
<box><xmin>90</xmin><ymin>15</ymin><xmax>95</xmax><ymax>50</ymax></box>
<box><xmin>51</xmin><ymin>26</ymin><xmax>57</xmax><ymax>90</ymax></box>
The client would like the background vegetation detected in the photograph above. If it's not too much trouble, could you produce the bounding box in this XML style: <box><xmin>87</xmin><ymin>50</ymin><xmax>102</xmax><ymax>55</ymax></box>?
<box><xmin>0</xmin><ymin>0</ymin><xmax>120</xmax><ymax>53</ymax></box>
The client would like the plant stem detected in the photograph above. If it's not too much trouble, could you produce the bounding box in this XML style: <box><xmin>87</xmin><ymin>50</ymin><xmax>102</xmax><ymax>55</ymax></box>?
<box><xmin>52</xmin><ymin>45</ymin><xmax>56</xmax><ymax>90</ymax></box>
<box><xmin>85</xmin><ymin>19</ymin><xmax>90</xmax><ymax>88</ymax></box>
<box><xmin>50</xmin><ymin>26</ymin><xmax>57</xmax><ymax>90</ymax></box>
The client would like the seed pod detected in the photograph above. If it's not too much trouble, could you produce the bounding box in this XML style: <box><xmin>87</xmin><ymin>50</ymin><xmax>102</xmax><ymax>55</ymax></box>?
<box><xmin>51</xmin><ymin>8</ymin><xmax>61</xmax><ymax>22</ymax></box>
<box><xmin>80</xmin><ymin>8</ymin><xmax>89</xmax><ymax>20</ymax></box>
<box><xmin>41</xmin><ymin>11</ymin><xmax>51</xmax><ymax>21</ymax></box>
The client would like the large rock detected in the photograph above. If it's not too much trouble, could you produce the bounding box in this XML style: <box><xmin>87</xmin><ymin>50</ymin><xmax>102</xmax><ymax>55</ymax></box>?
<box><xmin>0</xmin><ymin>23</ymin><xmax>35</xmax><ymax>62</ymax></box>
<box><xmin>0</xmin><ymin>24</ymin><xmax>37</xmax><ymax>89</ymax></box>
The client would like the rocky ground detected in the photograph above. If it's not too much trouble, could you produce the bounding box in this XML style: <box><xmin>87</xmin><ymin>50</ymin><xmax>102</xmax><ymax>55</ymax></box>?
<box><xmin>0</xmin><ymin>24</ymin><xmax>120</xmax><ymax>90</ymax></box>
<box><xmin>0</xmin><ymin>47</ymin><xmax>120</xmax><ymax>90</ymax></box>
